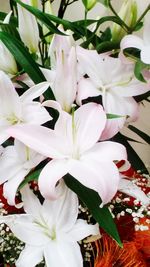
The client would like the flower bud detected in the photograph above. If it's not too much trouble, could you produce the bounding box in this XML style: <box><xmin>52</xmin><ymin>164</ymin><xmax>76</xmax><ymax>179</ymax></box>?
<box><xmin>43</xmin><ymin>0</ymin><xmax>53</xmax><ymax>44</ymax></box>
<box><xmin>82</xmin><ymin>0</ymin><xmax>97</xmax><ymax>11</ymax></box>
<box><xmin>112</xmin><ymin>0</ymin><xmax>137</xmax><ymax>42</ymax></box>
<box><xmin>30</xmin><ymin>0</ymin><xmax>38</xmax><ymax>8</ymax></box>
<box><xmin>0</xmin><ymin>12</ymin><xmax>18</xmax><ymax>75</ymax></box>
<box><xmin>0</xmin><ymin>43</ymin><xmax>18</xmax><ymax>75</ymax></box>
<box><xmin>17</xmin><ymin>0</ymin><xmax>40</xmax><ymax>53</ymax></box>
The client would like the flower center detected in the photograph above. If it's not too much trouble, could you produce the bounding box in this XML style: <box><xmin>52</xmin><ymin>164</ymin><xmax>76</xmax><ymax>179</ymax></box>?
<box><xmin>34</xmin><ymin>218</ymin><xmax>56</xmax><ymax>241</ymax></box>
<box><xmin>6</xmin><ymin>113</ymin><xmax>21</xmax><ymax>125</ymax></box>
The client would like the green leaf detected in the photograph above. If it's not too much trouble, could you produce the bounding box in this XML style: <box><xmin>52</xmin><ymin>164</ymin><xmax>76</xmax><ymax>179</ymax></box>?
<box><xmin>134</xmin><ymin>60</ymin><xmax>150</xmax><ymax>83</ymax></box>
<box><xmin>0</xmin><ymin>11</ymin><xmax>18</xmax><ymax>26</ymax></box>
<box><xmin>113</xmin><ymin>133</ymin><xmax>149</xmax><ymax>174</ymax></box>
<box><xmin>0</xmin><ymin>23</ymin><xmax>20</xmax><ymax>40</ymax></box>
<box><xmin>107</xmin><ymin>113</ymin><xmax>124</xmax><ymax>119</ymax></box>
<box><xmin>97</xmin><ymin>40</ymin><xmax>119</xmax><ymax>53</ymax></box>
<box><xmin>64</xmin><ymin>174</ymin><xmax>122</xmax><ymax>246</ymax></box>
<box><xmin>0</xmin><ymin>31</ymin><xmax>44</xmax><ymax>83</ymax></box>
<box><xmin>0</xmin><ymin>31</ymin><xmax>54</xmax><ymax>100</ymax></box>
<box><xmin>19</xmin><ymin>169</ymin><xmax>42</xmax><ymax>190</ymax></box>
<box><xmin>128</xmin><ymin>125</ymin><xmax>150</xmax><ymax>144</ymax></box>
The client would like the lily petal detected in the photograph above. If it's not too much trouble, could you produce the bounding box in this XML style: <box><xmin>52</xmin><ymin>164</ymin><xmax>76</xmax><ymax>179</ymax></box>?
<box><xmin>0</xmin><ymin>71</ymin><xmax>21</xmax><ymax>116</ymax></box>
<box><xmin>17</xmin><ymin>1</ymin><xmax>39</xmax><ymax>53</ymax></box>
<box><xmin>76</xmin><ymin>46</ymin><xmax>103</xmax><ymax>87</ymax></box>
<box><xmin>38</xmin><ymin>159</ymin><xmax>71</xmax><ymax>200</ymax></box>
<box><xmin>0</xmin><ymin>214</ymin><xmax>50</xmax><ymax>246</ymax></box>
<box><xmin>16</xmin><ymin>245</ymin><xmax>43</xmax><ymax>267</ymax></box>
<box><xmin>44</xmin><ymin>241</ymin><xmax>83</xmax><ymax>267</ymax></box>
<box><xmin>141</xmin><ymin>45</ymin><xmax>150</xmax><ymax>64</ymax></box>
<box><xmin>83</xmin><ymin>141</ymin><xmax>127</xmax><ymax>162</ymax></box>
<box><xmin>68</xmin><ymin>219</ymin><xmax>99</xmax><ymax>242</ymax></box>
<box><xmin>3</xmin><ymin>169</ymin><xmax>28</xmax><ymax>206</ymax></box>
<box><xmin>0</xmin><ymin>146</ymin><xmax>23</xmax><ymax>184</ymax></box>
<box><xmin>77</xmin><ymin>78</ymin><xmax>100</xmax><ymax>105</ymax></box>
<box><xmin>120</xmin><ymin>35</ymin><xmax>144</xmax><ymax>51</ymax></box>
<box><xmin>0</xmin><ymin>128</ymin><xmax>10</xmax><ymax>145</ymax></box>
<box><xmin>20</xmin><ymin>82</ymin><xmax>50</xmax><ymax>103</ymax></box>
<box><xmin>7</xmin><ymin>124</ymin><xmax>68</xmax><ymax>158</ymax></box>
<box><xmin>43</xmin><ymin>183</ymin><xmax>79</xmax><ymax>232</ymax></box>
<box><xmin>74</xmin><ymin>103</ymin><xmax>106</xmax><ymax>153</ymax></box>
<box><xmin>69</xmin><ymin>159</ymin><xmax>120</xmax><ymax>204</ymax></box>
<box><xmin>21</xmin><ymin>185</ymin><xmax>43</xmax><ymax>216</ymax></box>
<box><xmin>22</xmin><ymin>101</ymin><xmax>52</xmax><ymax>124</ymax></box>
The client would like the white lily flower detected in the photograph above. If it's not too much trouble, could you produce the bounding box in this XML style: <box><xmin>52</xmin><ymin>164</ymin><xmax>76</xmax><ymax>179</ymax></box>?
<box><xmin>8</xmin><ymin>103</ymin><xmax>127</xmax><ymax>204</ymax></box>
<box><xmin>76</xmin><ymin>46</ymin><xmax>150</xmax><ymax>138</ymax></box>
<box><xmin>17</xmin><ymin>0</ymin><xmax>40</xmax><ymax>53</ymax></box>
<box><xmin>0</xmin><ymin>140</ymin><xmax>45</xmax><ymax>206</ymax></box>
<box><xmin>0</xmin><ymin>184</ymin><xmax>99</xmax><ymax>267</ymax></box>
<box><xmin>119</xmin><ymin>178</ymin><xmax>150</xmax><ymax>206</ymax></box>
<box><xmin>0</xmin><ymin>71</ymin><xmax>51</xmax><ymax>144</ymax></box>
<box><xmin>121</xmin><ymin>13</ymin><xmax>150</xmax><ymax>64</ymax></box>
<box><xmin>0</xmin><ymin>12</ymin><xmax>18</xmax><ymax>75</ymax></box>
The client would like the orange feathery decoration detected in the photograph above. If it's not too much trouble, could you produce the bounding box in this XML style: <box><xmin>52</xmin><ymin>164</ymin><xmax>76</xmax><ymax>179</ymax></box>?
<box><xmin>94</xmin><ymin>234</ymin><xmax>147</xmax><ymax>267</ymax></box>
<box><xmin>134</xmin><ymin>218</ymin><xmax>150</xmax><ymax>263</ymax></box>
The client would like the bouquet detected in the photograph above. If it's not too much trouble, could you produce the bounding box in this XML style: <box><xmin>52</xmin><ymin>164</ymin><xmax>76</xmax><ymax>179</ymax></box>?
<box><xmin>0</xmin><ymin>0</ymin><xmax>149</xmax><ymax>266</ymax></box>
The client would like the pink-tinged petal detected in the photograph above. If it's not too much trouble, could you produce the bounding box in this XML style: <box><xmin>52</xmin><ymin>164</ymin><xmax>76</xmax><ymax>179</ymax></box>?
<box><xmin>0</xmin><ymin>128</ymin><xmax>10</xmax><ymax>145</ymax></box>
<box><xmin>120</xmin><ymin>35</ymin><xmax>144</xmax><ymax>51</ymax></box>
<box><xmin>0</xmin><ymin>214</ymin><xmax>50</xmax><ymax>246</ymax></box>
<box><xmin>16</xmin><ymin>245</ymin><xmax>43</xmax><ymax>267</ymax></box>
<box><xmin>54</xmin><ymin>111</ymin><xmax>73</xmax><ymax>149</ymax></box>
<box><xmin>143</xmin><ymin>13</ymin><xmax>150</xmax><ymax>45</ymax></box>
<box><xmin>20</xmin><ymin>82</ymin><xmax>50</xmax><ymax>103</ymax></box>
<box><xmin>21</xmin><ymin>185</ymin><xmax>42</xmax><ymax>216</ymax></box>
<box><xmin>0</xmin><ymin>146</ymin><xmax>22</xmax><ymax>184</ymax></box>
<box><xmin>113</xmin><ymin>78</ymin><xmax>150</xmax><ymax>97</ymax></box>
<box><xmin>14</xmin><ymin>139</ymin><xmax>45</xmax><ymax>169</ymax></box>
<box><xmin>68</xmin><ymin>219</ymin><xmax>99</xmax><ymax>242</ymax></box>
<box><xmin>0</xmin><ymin>71</ymin><xmax>21</xmax><ymax>116</ymax></box>
<box><xmin>54</xmin><ymin>47</ymin><xmax>77</xmax><ymax>112</ymax></box>
<box><xmin>41</xmin><ymin>68</ymin><xmax>56</xmax><ymax>87</ymax></box>
<box><xmin>120</xmin><ymin>97</ymin><xmax>139</xmax><ymax>122</ymax></box>
<box><xmin>76</xmin><ymin>46</ymin><xmax>103</xmax><ymax>87</ymax></box>
<box><xmin>77</xmin><ymin>78</ymin><xmax>100</xmax><ymax>105</ymax></box>
<box><xmin>3</xmin><ymin>169</ymin><xmax>28</xmax><ymax>206</ymax></box>
<box><xmin>100</xmin><ymin>117</ymin><xmax>125</xmax><ymax>140</ymax></box>
<box><xmin>44</xmin><ymin>241</ymin><xmax>83</xmax><ymax>267</ymax></box>
<box><xmin>141</xmin><ymin>46</ymin><xmax>150</xmax><ymax>64</ymax></box>
<box><xmin>0</xmin><ymin>42</ymin><xmax>18</xmax><ymax>75</ymax></box>
<box><xmin>43</xmin><ymin>183</ymin><xmax>79</xmax><ymax>232</ymax></box>
<box><xmin>74</xmin><ymin>103</ymin><xmax>106</xmax><ymax>153</ymax></box>
<box><xmin>69</xmin><ymin>159</ymin><xmax>120</xmax><ymax>204</ymax></box>
<box><xmin>42</xmin><ymin>100</ymin><xmax>62</xmax><ymax>113</ymax></box>
<box><xmin>22</xmin><ymin>102</ymin><xmax>52</xmax><ymax>124</ymax></box>
<box><xmin>83</xmin><ymin>141</ymin><xmax>127</xmax><ymax>162</ymax></box>
<box><xmin>119</xmin><ymin>178</ymin><xmax>150</xmax><ymax>206</ymax></box>
<box><xmin>7</xmin><ymin>125</ymin><xmax>68</xmax><ymax>158</ymax></box>
<box><xmin>103</xmin><ymin>92</ymin><xmax>139</xmax><ymax>121</ymax></box>
<box><xmin>38</xmin><ymin>159</ymin><xmax>71</xmax><ymax>200</ymax></box>
<box><xmin>17</xmin><ymin>2</ymin><xmax>39</xmax><ymax>53</ymax></box>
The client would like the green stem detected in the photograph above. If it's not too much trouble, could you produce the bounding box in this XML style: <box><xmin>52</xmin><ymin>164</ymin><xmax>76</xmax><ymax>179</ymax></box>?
<box><xmin>131</xmin><ymin>4</ymin><xmax>150</xmax><ymax>32</ymax></box>
<box><xmin>84</xmin><ymin>9</ymin><xmax>88</xmax><ymax>41</ymax></box>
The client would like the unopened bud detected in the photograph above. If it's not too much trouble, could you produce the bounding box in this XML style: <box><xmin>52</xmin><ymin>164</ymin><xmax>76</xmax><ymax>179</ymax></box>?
<box><xmin>112</xmin><ymin>0</ymin><xmax>137</xmax><ymax>42</ymax></box>
<box><xmin>82</xmin><ymin>0</ymin><xmax>97</xmax><ymax>11</ymax></box>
